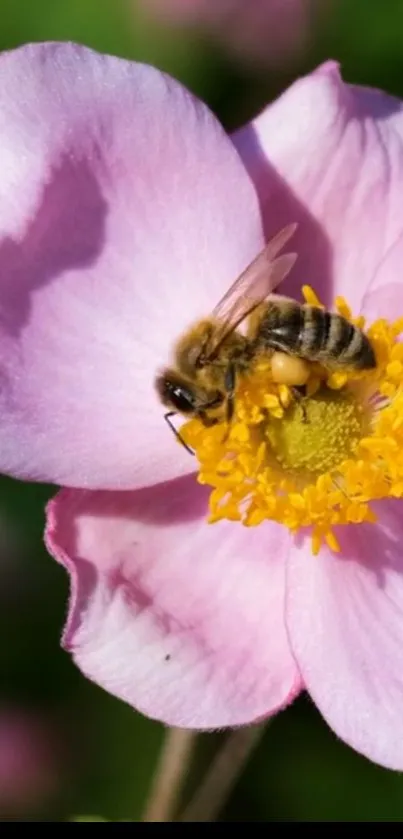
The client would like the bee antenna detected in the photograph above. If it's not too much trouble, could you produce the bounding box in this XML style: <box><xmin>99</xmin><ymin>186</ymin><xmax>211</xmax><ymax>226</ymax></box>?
<box><xmin>164</xmin><ymin>412</ymin><xmax>195</xmax><ymax>456</ymax></box>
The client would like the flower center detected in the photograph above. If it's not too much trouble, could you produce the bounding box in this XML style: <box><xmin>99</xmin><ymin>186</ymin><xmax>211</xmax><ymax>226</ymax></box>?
<box><xmin>180</xmin><ymin>288</ymin><xmax>403</xmax><ymax>554</ymax></box>
<box><xmin>266</xmin><ymin>389</ymin><xmax>364</xmax><ymax>475</ymax></box>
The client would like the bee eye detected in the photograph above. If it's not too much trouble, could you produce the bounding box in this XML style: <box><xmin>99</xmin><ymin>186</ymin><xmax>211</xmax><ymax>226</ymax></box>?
<box><xmin>170</xmin><ymin>385</ymin><xmax>196</xmax><ymax>414</ymax></box>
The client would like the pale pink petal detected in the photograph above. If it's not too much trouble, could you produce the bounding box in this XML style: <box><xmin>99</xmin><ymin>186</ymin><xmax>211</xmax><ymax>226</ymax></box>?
<box><xmin>45</xmin><ymin>477</ymin><xmax>301</xmax><ymax>728</ymax></box>
<box><xmin>234</xmin><ymin>63</ymin><xmax>403</xmax><ymax>312</ymax></box>
<box><xmin>0</xmin><ymin>42</ymin><xmax>264</xmax><ymax>490</ymax></box>
<box><xmin>360</xmin><ymin>233</ymin><xmax>403</xmax><ymax>322</ymax></box>
<box><xmin>287</xmin><ymin>501</ymin><xmax>403</xmax><ymax>769</ymax></box>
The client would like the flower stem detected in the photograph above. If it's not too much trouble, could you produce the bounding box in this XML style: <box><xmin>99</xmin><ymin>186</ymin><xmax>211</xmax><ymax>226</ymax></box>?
<box><xmin>178</xmin><ymin>723</ymin><xmax>265</xmax><ymax>822</ymax></box>
<box><xmin>142</xmin><ymin>727</ymin><xmax>196</xmax><ymax>822</ymax></box>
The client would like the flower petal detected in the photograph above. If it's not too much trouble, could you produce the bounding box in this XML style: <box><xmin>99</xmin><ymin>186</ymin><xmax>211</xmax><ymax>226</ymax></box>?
<box><xmin>234</xmin><ymin>63</ymin><xmax>403</xmax><ymax>310</ymax></box>
<box><xmin>287</xmin><ymin>501</ymin><xmax>403</xmax><ymax>769</ymax></box>
<box><xmin>45</xmin><ymin>476</ymin><xmax>301</xmax><ymax>728</ymax></box>
<box><xmin>361</xmin><ymin>233</ymin><xmax>403</xmax><ymax>322</ymax></box>
<box><xmin>0</xmin><ymin>42</ymin><xmax>263</xmax><ymax>489</ymax></box>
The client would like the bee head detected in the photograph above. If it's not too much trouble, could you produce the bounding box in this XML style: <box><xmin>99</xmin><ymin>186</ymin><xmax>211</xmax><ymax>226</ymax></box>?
<box><xmin>155</xmin><ymin>371</ymin><xmax>198</xmax><ymax>415</ymax></box>
<box><xmin>155</xmin><ymin>369</ymin><xmax>225</xmax><ymax>416</ymax></box>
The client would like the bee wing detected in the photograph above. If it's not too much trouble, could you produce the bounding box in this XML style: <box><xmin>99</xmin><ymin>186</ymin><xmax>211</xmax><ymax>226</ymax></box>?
<box><xmin>206</xmin><ymin>223</ymin><xmax>298</xmax><ymax>357</ymax></box>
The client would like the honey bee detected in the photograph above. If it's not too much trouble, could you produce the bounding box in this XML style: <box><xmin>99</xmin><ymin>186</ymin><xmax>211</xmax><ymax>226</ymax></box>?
<box><xmin>156</xmin><ymin>223</ymin><xmax>376</xmax><ymax>450</ymax></box>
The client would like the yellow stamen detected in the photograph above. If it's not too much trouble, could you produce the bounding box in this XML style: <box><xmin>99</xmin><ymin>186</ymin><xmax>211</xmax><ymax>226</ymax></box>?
<box><xmin>302</xmin><ymin>285</ymin><xmax>323</xmax><ymax>307</ymax></box>
<box><xmin>265</xmin><ymin>389</ymin><xmax>364</xmax><ymax>474</ymax></box>
<box><xmin>180</xmin><ymin>286</ymin><xmax>403</xmax><ymax>555</ymax></box>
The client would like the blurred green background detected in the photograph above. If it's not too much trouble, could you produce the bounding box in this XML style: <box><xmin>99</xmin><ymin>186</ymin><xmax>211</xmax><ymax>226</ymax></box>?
<box><xmin>1</xmin><ymin>0</ymin><xmax>403</xmax><ymax>822</ymax></box>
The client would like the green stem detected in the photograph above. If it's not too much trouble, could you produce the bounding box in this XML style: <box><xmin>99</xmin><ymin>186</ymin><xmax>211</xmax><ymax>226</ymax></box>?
<box><xmin>143</xmin><ymin>727</ymin><xmax>196</xmax><ymax>822</ymax></box>
<box><xmin>178</xmin><ymin>723</ymin><xmax>265</xmax><ymax>822</ymax></box>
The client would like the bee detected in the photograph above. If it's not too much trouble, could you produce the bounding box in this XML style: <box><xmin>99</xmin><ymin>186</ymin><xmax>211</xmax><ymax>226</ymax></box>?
<box><xmin>156</xmin><ymin>223</ymin><xmax>376</xmax><ymax>450</ymax></box>
<box><xmin>252</xmin><ymin>294</ymin><xmax>377</xmax><ymax>375</ymax></box>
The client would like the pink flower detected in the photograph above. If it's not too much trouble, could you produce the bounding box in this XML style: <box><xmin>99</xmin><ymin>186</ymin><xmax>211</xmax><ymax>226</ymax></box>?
<box><xmin>2</xmin><ymin>42</ymin><xmax>403</xmax><ymax>769</ymax></box>
<box><xmin>141</xmin><ymin>0</ymin><xmax>328</xmax><ymax>68</ymax></box>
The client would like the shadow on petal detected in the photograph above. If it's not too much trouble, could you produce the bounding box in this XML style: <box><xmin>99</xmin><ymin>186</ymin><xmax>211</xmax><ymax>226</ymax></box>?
<box><xmin>352</xmin><ymin>84</ymin><xmax>403</xmax><ymax>121</ymax></box>
<box><xmin>234</xmin><ymin>132</ymin><xmax>334</xmax><ymax>306</ymax></box>
<box><xmin>53</xmin><ymin>473</ymin><xmax>209</xmax><ymax>558</ymax></box>
<box><xmin>330</xmin><ymin>499</ymin><xmax>403</xmax><ymax>590</ymax></box>
<box><xmin>0</xmin><ymin>153</ymin><xmax>108</xmax><ymax>337</ymax></box>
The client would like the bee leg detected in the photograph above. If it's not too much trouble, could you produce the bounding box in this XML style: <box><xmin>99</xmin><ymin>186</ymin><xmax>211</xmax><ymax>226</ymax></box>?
<box><xmin>217</xmin><ymin>364</ymin><xmax>236</xmax><ymax>445</ymax></box>
<box><xmin>164</xmin><ymin>411</ymin><xmax>195</xmax><ymax>455</ymax></box>
<box><xmin>224</xmin><ymin>363</ymin><xmax>236</xmax><ymax>424</ymax></box>
<box><xmin>291</xmin><ymin>386</ymin><xmax>308</xmax><ymax>423</ymax></box>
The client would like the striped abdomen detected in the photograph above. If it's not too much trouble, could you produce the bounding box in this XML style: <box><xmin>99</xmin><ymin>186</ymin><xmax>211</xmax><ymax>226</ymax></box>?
<box><xmin>255</xmin><ymin>299</ymin><xmax>376</xmax><ymax>370</ymax></box>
